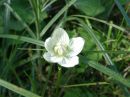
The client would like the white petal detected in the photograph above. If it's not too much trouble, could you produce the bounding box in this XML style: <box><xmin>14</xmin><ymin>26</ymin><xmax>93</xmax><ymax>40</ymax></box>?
<box><xmin>58</xmin><ymin>56</ymin><xmax>79</xmax><ymax>68</ymax></box>
<box><xmin>44</xmin><ymin>37</ymin><xmax>54</xmax><ymax>53</ymax></box>
<box><xmin>51</xmin><ymin>28</ymin><xmax>69</xmax><ymax>45</ymax></box>
<box><xmin>68</xmin><ymin>37</ymin><xmax>85</xmax><ymax>57</ymax></box>
<box><xmin>43</xmin><ymin>52</ymin><xmax>62</xmax><ymax>63</ymax></box>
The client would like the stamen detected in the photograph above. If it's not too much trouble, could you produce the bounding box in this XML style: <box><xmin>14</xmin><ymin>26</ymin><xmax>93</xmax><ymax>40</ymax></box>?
<box><xmin>54</xmin><ymin>43</ymin><xmax>67</xmax><ymax>56</ymax></box>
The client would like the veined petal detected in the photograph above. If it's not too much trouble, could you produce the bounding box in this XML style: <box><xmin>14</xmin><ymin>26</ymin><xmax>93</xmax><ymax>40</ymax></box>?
<box><xmin>68</xmin><ymin>37</ymin><xmax>85</xmax><ymax>57</ymax></box>
<box><xmin>58</xmin><ymin>56</ymin><xmax>79</xmax><ymax>68</ymax></box>
<box><xmin>44</xmin><ymin>37</ymin><xmax>54</xmax><ymax>54</ymax></box>
<box><xmin>51</xmin><ymin>28</ymin><xmax>69</xmax><ymax>45</ymax></box>
<box><xmin>43</xmin><ymin>52</ymin><xmax>63</xmax><ymax>63</ymax></box>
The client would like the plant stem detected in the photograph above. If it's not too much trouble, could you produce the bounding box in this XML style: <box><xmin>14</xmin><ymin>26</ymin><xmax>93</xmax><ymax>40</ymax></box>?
<box><xmin>42</xmin><ymin>65</ymin><xmax>53</xmax><ymax>97</ymax></box>
<box><xmin>55</xmin><ymin>66</ymin><xmax>62</xmax><ymax>97</ymax></box>
<box><xmin>62</xmin><ymin>82</ymin><xmax>109</xmax><ymax>88</ymax></box>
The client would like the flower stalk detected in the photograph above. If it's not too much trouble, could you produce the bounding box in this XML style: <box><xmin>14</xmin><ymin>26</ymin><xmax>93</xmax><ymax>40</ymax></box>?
<box><xmin>55</xmin><ymin>66</ymin><xmax>62</xmax><ymax>97</ymax></box>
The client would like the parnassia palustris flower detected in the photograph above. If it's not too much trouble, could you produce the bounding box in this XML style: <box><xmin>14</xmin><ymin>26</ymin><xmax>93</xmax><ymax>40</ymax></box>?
<box><xmin>43</xmin><ymin>28</ymin><xmax>85</xmax><ymax>68</ymax></box>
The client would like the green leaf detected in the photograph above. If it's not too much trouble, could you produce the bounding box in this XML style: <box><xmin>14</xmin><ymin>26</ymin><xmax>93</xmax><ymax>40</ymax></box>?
<box><xmin>64</xmin><ymin>88</ymin><xmax>95</xmax><ymax>97</ymax></box>
<box><xmin>78</xmin><ymin>27</ymin><xmax>102</xmax><ymax>61</ymax></box>
<box><xmin>79</xmin><ymin>55</ymin><xmax>130</xmax><ymax>89</ymax></box>
<box><xmin>87</xmin><ymin>61</ymin><xmax>130</xmax><ymax>88</ymax></box>
<box><xmin>4</xmin><ymin>3</ymin><xmax>36</xmax><ymax>38</ymax></box>
<box><xmin>119</xmin><ymin>0</ymin><xmax>130</xmax><ymax>4</ymax></box>
<box><xmin>74</xmin><ymin>0</ymin><xmax>105</xmax><ymax>16</ymax></box>
<box><xmin>9</xmin><ymin>19</ymin><xmax>25</xmax><ymax>31</ymax></box>
<box><xmin>0</xmin><ymin>34</ymin><xmax>44</xmax><ymax>47</ymax></box>
<box><xmin>11</xmin><ymin>0</ymin><xmax>34</xmax><ymax>23</ymax></box>
<box><xmin>75</xmin><ymin>18</ymin><xmax>130</xmax><ymax>96</ymax></box>
<box><xmin>64</xmin><ymin>88</ymin><xmax>81</xmax><ymax>97</ymax></box>
<box><xmin>40</xmin><ymin>0</ymin><xmax>77</xmax><ymax>37</ymax></box>
<box><xmin>0</xmin><ymin>15</ymin><xmax>3</xmax><ymax>33</ymax></box>
<box><xmin>0</xmin><ymin>78</ymin><xmax>41</xmax><ymax>97</ymax></box>
<box><xmin>0</xmin><ymin>0</ymin><xmax>4</xmax><ymax>6</ymax></box>
<box><xmin>114</xmin><ymin>0</ymin><xmax>130</xmax><ymax>26</ymax></box>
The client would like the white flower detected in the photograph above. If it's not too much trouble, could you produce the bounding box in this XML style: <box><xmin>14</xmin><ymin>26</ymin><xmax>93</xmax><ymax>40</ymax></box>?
<box><xmin>43</xmin><ymin>28</ymin><xmax>85</xmax><ymax>68</ymax></box>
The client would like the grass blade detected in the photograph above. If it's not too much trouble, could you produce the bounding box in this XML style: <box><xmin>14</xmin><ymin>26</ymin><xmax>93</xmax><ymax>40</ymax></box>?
<box><xmin>41</xmin><ymin>0</ymin><xmax>57</xmax><ymax>12</ymax></box>
<box><xmin>40</xmin><ymin>0</ymin><xmax>77</xmax><ymax>37</ymax></box>
<box><xmin>77</xmin><ymin>18</ymin><xmax>130</xmax><ymax>96</ymax></box>
<box><xmin>86</xmin><ymin>50</ymin><xmax>130</xmax><ymax>54</ymax></box>
<box><xmin>114</xmin><ymin>0</ymin><xmax>130</xmax><ymax>26</ymax></box>
<box><xmin>0</xmin><ymin>78</ymin><xmax>41</xmax><ymax>97</ymax></box>
<box><xmin>72</xmin><ymin>15</ymin><xmax>130</xmax><ymax>35</ymax></box>
<box><xmin>0</xmin><ymin>34</ymin><xmax>44</xmax><ymax>47</ymax></box>
<box><xmin>87</xmin><ymin>61</ymin><xmax>130</xmax><ymax>88</ymax></box>
<box><xmin>80</xmin><ymin>20</ymin><xmax>115</xmax><ymax>66</ymax></box>
<box><xmin>4</xmin><ymin>3</ymin><xmax>36</xmax><ymax>38</ymax></box>
<box><xmin>4</xmin><ymin>0</ymin><xmax>11</xmax><ymax>33</ymax></box>
<box><xmin>63</xmin><ymin>82</ymin><xmax>109</xmax><ymax>88</ymax></box>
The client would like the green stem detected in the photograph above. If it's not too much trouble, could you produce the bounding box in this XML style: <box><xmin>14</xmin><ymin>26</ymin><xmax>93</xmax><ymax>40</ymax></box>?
<box><xmin>107</xmin><ymin>21</ymin><xmax>113</xmax><ymax>48</ymax></box>
<box><xmin>55</xmin><ymin>66</ymin><xmax>62</xmax><ymax>97</ymax></box>
<box><xmin>42</xmin><ymin>65</ymin><xmax>53</xmax><ymax>97</ymax></box>
<box><xmin>62</xmin><ymin>82</ymin><xmax>109</xmax><ymax>88</ymax></box>
<box><xmin>35</xmin><ymin>0</ymin><xmax>40</xmax><ymax>39</ymax></box>
<box><xmin>29</xmin><ymin>0</ymin><xmax>41</xmax><ymax>93</ymax></box>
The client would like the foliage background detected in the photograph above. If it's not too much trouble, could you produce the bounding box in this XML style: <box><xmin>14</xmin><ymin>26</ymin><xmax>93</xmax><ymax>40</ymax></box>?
<box><xmin>0</xmin><ymin>0</ymin><xmax>130</xmax><ymax>97</ymax></box>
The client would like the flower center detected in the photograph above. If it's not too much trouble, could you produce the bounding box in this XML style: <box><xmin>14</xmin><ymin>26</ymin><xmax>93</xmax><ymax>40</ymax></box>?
<box><xmin>54</xmin><ymin>43</ymin><xmax>67</xmax><ymax>56</ymax></box>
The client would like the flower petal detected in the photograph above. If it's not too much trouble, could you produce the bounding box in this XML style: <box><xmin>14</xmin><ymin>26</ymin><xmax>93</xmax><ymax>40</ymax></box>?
<box><xmin>51</xmin><ymin>28</ymin><xmax>69</xmax><ymax>45</ymax></box>
<box><xmin>68</xmin><ymin>37</ymin><xmax>85</xmax><ymax>57</ymax></box>
<box><xmin>58</xmin><ymin>56</ymin><xmax>79</xmax><ymax>68</ymax></box>
<box><xmin>44</xmin><ymin>37</ymin><xmax>54</xmax><ymax>53</ymax></box>
<box><xmin>43</xmin><ymin>52</ymin><xmax>62</xmax><ymax>63</ymax></box>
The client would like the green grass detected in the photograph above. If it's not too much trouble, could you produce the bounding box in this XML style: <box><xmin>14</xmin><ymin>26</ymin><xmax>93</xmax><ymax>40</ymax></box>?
<box><xmin>0</xmin><ymin>0</ymin><xmax>130</xmax><ymax>97</ymax></box>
